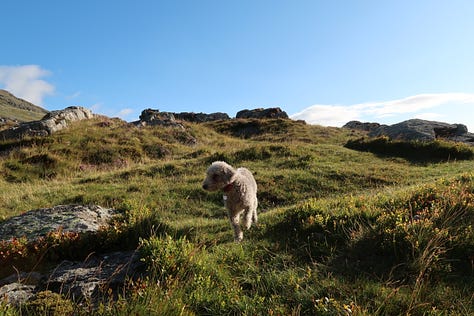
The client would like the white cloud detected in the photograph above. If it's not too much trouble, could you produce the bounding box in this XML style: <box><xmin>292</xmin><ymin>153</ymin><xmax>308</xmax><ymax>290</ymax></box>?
<box><xmin>0</xmin><ymin>65</ymin><xmax>55</xmax><ymax>106</ymax></box>
<box><xmin>291</xmin><ymin>105</ymin><xmax>361</xmax><ymax>127</ymax></box>
<box><xmin>291</xmin><ymin>93</ymin><xmax>474</xmax><ymax>130</ymax></box>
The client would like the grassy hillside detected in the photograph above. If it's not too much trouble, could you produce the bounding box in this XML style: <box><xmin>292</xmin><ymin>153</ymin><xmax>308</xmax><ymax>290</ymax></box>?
<box><xmin>1</xmin><ymin>117</ymin><xmax>474</xmax><ymax>315</ymax></box>
<box><xmin>0</xmin><ymin>89</ymin><xmax>48</xmax><ymax>124</ymax></box>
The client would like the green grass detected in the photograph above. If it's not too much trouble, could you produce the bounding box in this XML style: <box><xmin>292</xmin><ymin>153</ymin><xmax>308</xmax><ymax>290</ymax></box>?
<box><xmin>1</xmin><ymin>118</ymin><xmax>474</xmax><ymax>314</ymax></box>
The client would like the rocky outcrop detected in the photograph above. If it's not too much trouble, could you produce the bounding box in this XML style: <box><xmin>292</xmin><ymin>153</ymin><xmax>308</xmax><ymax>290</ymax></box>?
<box><xmin>136</xmin><ymin>109</ymin><xmax>185</xmax><ymax>128</ymax></box>
<box><xmin>136</xmin><ymin>109</ymin><xmax>229</xmax><ymax>126</ymax></box>
<box><xmin>368</xmin><ymin>119</ymin><xmax>474</xmax><ymax>145</ymax></box>
<box><xmin>173</xmin><ymin>111</ymin><xmax>230</xmax><ymax>122</ymax></box>
<box><xmin>343</xmin><ymin>121</ymin><xmax>385</xmax><ymax>133</ymax></box>
<box><xmin>0</xmin><ymin>106</ymin><xmax>94</xmax><ymax>140</ymax></box>
<box><xmin>0</xmin><ymin>205</ymin><xmax>144</xmax><ymax>306</ymax></box>
<box><xmin>136</xmin><ymin>107</ymin><xmax>290</xmax><ymax>127</ymax></box>
<box><xmin>236</xmin><ymin>107</ymin><xmax>289</xmax><ymax>119</ymax></box>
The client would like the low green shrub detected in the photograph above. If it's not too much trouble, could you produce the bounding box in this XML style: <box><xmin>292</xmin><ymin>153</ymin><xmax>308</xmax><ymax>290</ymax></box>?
<box><xmin>345</xmin><ymin>137</ymin><xmax>474</xmax><ymax>162</ymax></box>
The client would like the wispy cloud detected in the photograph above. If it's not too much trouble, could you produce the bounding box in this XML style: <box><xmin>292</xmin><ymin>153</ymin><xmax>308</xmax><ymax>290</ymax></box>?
<box><xmin>0</xmin><ymin>65</ymin><xmax>55</xmax><ymax>106</ymax></box>
<box><xmin>291</xmin><ymin>93</ymin><xmax>474</xmax><ymax>129</ymax></box>
<box><xmin>66</xmin><ymin>91</ymin><xmax>81</xmax><ymax>99</ymax></box>
<box><xmin>117</xmin><ymin>108</ymin><xmax>134</xmax><ymax>118</ymax></box>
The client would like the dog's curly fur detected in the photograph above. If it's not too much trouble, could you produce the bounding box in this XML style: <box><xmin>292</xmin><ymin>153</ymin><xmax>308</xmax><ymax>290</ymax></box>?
<box><xmin>202</xmin><ymin>161</ymin><xmax>258</xmax><ymax>242</ymax></box>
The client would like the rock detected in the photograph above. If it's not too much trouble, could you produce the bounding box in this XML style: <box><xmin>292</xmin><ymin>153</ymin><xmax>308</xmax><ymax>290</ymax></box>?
<box><xmin>0</xmin><ymin>205</ymin><xmax>117</xmax><ymax>242</ymax></box>
<box><xmin>46</xmin><ymin>251</ymin><xmax>144</xmax><ymax>302</ymax></box>
<box><xmin>369</xmin><ymin>119</ymin><xmax>474</xmax><ymax>145</ymax></box>
<box><xmin>0</xmin><ymin>251</ymin><xmax>144</xmax><ymax>306</ymax></box>
<box><xmin>172</xmin><ymin>111</ymin><xmax>230</xmax><ymax>123</ymax></box>
<box><xmin>0</xmin><ymin>204</ymin><xmax>144</xmax><ymax>306</ymax></box>
<box><xmin>236</xmin><ymin>107</ymin><xmax>289</xmax><ymax>119</ymax></box>
<box><xmin>0</xmin><ymin>283</ymin><xmax>36</xmax><ymax>305</ymax></box>
<box><xmin>0</xmin><ymin>106</ymin><xmax>94</xmax><ymax>140</ymax></box>
<box><xmin>136</xmin><ymin>109</ymin><xmax>185</xmax><ymax>129</ymax></box>
<box><xmin>136</xmin><ymin>109</ymin><xmax>230</xmax><ymax>126</ymax></box>
<box><xmin>342</xmin><ymin>121</ymin><xmax>385</xmax><ymax>133</ymax></box>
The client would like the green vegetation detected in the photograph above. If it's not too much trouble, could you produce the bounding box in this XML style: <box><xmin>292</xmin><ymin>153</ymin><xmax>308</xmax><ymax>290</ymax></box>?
<box><xmin>346</xmin><ymin>136</ymin><xmax>474</xmax><ymax>162</ymax></box>
<box><xmin>1</xmin><ymin>117</ymin><xmax>474</xmax><ymax>315</ymax></box>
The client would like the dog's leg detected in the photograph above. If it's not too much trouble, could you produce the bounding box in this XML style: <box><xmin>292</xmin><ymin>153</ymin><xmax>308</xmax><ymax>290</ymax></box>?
<box><xmin>229</xmin><ymin>212</ymin><xmax>243</xmax><ymax>242</ymax></box>
<box><xmin>242</xmin><ymin>208</ymin><xmax>253</xmax><ymax>230</ymax></box>
<box><xmin>252</xmin><ymin>206</ymin><xmax>258</xmax><ymax>225</ymax></box>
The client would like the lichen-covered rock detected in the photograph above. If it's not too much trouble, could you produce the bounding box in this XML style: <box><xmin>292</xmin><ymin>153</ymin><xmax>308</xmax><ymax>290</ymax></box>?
<box><xmin>0</xmin><ymin>106</ymin><xmax>94</xmax><ymax>140</ymax></box>
<box><xmin>0</xmin><ymin>205</ymin><xmax>117</xmax><ymax>242</ymax></box>
<box><xmin>0</xmin><ymin>283</ymin><xmax>36</xmax><ymax>305</ymax></box>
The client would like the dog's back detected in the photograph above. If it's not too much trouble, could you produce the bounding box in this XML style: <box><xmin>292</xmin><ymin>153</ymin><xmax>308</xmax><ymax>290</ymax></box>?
<box><xmin>236</xmin><ymin>167</ymin><xmax>257</xmax><ymax>193</ymax></box>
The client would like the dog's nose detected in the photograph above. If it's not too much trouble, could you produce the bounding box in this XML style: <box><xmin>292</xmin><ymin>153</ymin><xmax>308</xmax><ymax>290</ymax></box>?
<box><xmin>202</xmin><ymin>184</ymin><xmax>208</xmax><ymax>190</ymax></box>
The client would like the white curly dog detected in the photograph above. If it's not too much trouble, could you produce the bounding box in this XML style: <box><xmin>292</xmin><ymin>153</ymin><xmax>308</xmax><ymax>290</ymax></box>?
<box><xmin>202</xmin><ymin>161</ymin><xmax>258</xmax><ymax>242</ymax></box>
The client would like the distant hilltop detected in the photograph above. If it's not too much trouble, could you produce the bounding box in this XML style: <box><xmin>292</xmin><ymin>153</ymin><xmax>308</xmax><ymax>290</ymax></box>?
<box><xmin>0</xmin><ymin>89</ymin><xmax>49</xmax><ymax>123</ymax></box>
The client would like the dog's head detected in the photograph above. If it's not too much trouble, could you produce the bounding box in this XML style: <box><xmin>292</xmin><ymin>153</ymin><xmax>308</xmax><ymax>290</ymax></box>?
<box><xmin>202</xmin><ymin>161</ymin><xmax>236</xmax><ymax>191</ymax></box>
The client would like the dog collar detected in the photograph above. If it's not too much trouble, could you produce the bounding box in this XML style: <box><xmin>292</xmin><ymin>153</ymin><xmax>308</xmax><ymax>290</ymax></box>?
<box><xmin>223</xmin><ymin>183</ymin><xmax>234</xmax><ymax>192</ymax></box>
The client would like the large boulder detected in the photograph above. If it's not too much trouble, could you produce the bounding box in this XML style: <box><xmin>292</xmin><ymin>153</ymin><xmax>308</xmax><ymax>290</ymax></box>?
<box><xmin>369</xmin><ymin>119</ymin><xmax>474</xmax><ymax>144</ymax></box>
<box><xmin>0</xmin><ymin>205</ymin><xmax>117</xmax><ymax>242</ymax></box>
<box><xmin>236</xmin><ymin>107</ymin><xmax>289</xmax><ymax>119</ymax></box>
<box><xmin>0</xmin><ymin>106</ymin><xmax>94</xmax><ymax>140</ymax></box>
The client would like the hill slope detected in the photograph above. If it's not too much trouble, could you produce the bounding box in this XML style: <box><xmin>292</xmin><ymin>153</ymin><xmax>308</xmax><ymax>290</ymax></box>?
<box><xmin>1</xmin><ymin>117</ymin><xmax>474</xmax><ymax>314</ymax></box>
<box><xmin>0</xmin><ymin>89</ymin><xmax>49</xmax><ymax>123</ymax></box>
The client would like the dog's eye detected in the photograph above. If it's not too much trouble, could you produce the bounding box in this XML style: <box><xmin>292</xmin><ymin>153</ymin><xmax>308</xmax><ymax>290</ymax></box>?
<box><xmin>212</xmin><ymin>174</ymin><xmax>219</xmax><ymax>181</ymax></box>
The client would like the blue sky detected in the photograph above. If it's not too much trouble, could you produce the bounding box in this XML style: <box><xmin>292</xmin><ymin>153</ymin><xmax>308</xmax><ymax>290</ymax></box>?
<box><xmin>1</xmin><ymin>1</ymin><xmax>474</xmax><ymax>130</ymax></box>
